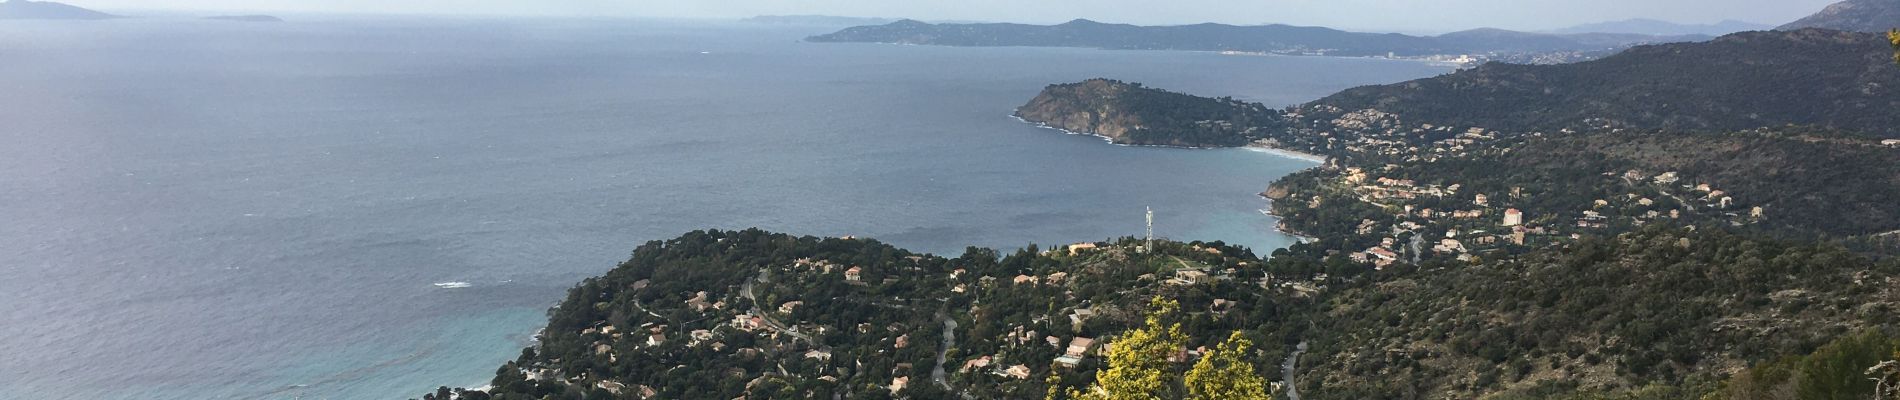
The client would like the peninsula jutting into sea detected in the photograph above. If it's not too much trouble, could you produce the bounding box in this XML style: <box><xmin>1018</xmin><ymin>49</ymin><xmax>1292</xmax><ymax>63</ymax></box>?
<box><xmin>1</xmin><ymin>0</ymin><xmax>1898</xmax><ymax>399</ymax></box>
<box><xmin>424</xmin><ymin>1</ymin><xmax>1900</xmax><ymax>398</ymax></box>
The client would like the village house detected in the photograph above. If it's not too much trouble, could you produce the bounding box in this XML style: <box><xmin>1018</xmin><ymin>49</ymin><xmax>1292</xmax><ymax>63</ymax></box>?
<box><xmin>961</xmin><ymin>356</ymin><xmax>993</xmax><ymax>373</ymax></box>
<box><xmin>1005</xmin><ymin>365</ymin><xmax>1032</xmax><ymax>380</ymax></box>
<box><xmin>1432</xmin><ymin>238</ymin><xmax>1465</xmax><ymax>254</ymax></box>
<box><xmin>595</xmin><ymin>380</ymin><xmax>627</xmax><ymax>396</ymax></box>
<box><xmin>1503</xmin><ymin>208</ymin><xmax>1524</xmax><ymax>226</ymax></box>
<box><xmin>844</xmin><ymin>266</ymin><xmax>862</xmax><ymax>282</ymax></box>
<box><xmin>1012</xmin><ymin>275</ymin><xmax>1040</xmax><ymax>285</ymax></box>
<box><xmin>1069</xmin><ymin>308</ymin><xmax>1095</xmax><ymax>332</ymax></box>
<box><xmin>1067</xmin><ymin>242</ymin><xmax>1099</xmax><ymax>256</ymax></box>
<box><xmin>1170</xmin><ymin>269</ymin><xmax>1210</xmax><ymax>285</ymax></box>
<box><xmin>1046</xmin><ymin>272</ymin><xmax>1069</xmax><ymax>284</ymax></box>
<box><xmin>889</xmin><ymin>376</ymin><xmax>909</xmax><ymax>393</ymax></box>
<box><xmin>684</xmin><ymin>291</ymin><xmax>711</xmax><ymax>312</ymax></box>
<box><xmin>1054</xmin><ymin>337</ymin><xmax>1097</xmax><ymax>368</ymax></box>
<box><xmin>1654</xmin><ymin>171</ymin><xmax>1680</xmax><ymax>185</ymax></box>
<box><xmin>778</xmin><ymin>301</ymin><xmax>803</xmax><ymax>314</ymax></box>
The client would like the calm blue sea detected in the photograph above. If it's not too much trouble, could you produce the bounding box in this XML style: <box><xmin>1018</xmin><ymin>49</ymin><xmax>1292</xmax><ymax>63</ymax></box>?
<box><xmin>0</xmin><ymin>16</ymin><xmax>1448</xmax><ymax>399</ymax></box>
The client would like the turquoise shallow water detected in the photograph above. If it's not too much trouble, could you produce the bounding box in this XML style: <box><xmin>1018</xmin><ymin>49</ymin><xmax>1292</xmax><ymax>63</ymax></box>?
<box><xmin>0</xmin><ymin>16</ymin><xmax>1447</xmax><ymax>399</ymax></box>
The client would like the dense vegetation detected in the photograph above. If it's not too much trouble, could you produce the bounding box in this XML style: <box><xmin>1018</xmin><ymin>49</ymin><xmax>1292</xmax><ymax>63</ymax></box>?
<box><xmin>1014</xmin><ymin>79</ymin><xmax>1287</xmax><ymax>148</ymax></box>
<box><xmin>806</xmin><ymin>19</ymin><xmax>1700</xmax><ymax>59</ymax></box>
<box><xmin>1709</xmin><ymin>330</ymin><xmax>1900</xmax><ymax>400</ymax></box>
<box><xmin>423</xmin><ymin>230</ymin><xmax>1303</xmax><ymax>399</ymax></box>
<box><xmin>1297</xmin><ymin>226</ymin><xmax>1900</xmax><ymax>399</ymax></box>
<box><xmin>1311</xmin><ymin>29</ymin><xmax>1900</xmax><ymax>138</ymax></box>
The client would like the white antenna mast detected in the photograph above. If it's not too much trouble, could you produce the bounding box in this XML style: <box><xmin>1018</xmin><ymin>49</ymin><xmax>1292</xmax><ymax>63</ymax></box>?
<box><xmin>1145</xmin><ymin>207</ymin><xmax>1154</xmax><ymax>253</ymax></box>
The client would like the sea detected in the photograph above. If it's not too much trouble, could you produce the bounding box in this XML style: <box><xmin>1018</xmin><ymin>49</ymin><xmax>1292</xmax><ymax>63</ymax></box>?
<box><xmin>0</xmin><ymin>15</ymin><xmax>1450</xmax><ymax>399</ymax></box>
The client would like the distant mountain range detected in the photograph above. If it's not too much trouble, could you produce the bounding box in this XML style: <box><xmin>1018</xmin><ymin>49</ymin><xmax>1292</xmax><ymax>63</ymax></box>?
<box><xmin>1779</xmin><ymin>0</ymin><xmax>1900</xmax><ymax>32</ymax></box>
<box><xmin>808</xmin><ymin>19</ymin><xmax>1708</xmax><ymax>61</ymax></box>
<box><xmin>1309</xmin><ymin>29</ymin><xmax>1900</xmax><ymax>137</ymax></box>
<box><xmin>741</xmin><ymin>15</ymin><xmax>896</xmax><ymax>26</ymax></box>
<box><xmin>204</xmin><ymin>15</ymin><xmax>283</xmax><ymax>22</ymax></box>
<box><xmin>1551</xmin><ymin>18</ymin><xmax>1770</xmax><ymax>36</ymax></box>
<box><xmin>0</xmin><ymin>0</ymin><xmax>114</xmax><ymax>20</ymax></box>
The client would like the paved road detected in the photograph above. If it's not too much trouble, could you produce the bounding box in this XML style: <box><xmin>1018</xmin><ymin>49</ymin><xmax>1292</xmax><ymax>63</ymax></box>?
<box><xmin>740</xmin><ymin>271</ymin><xmax>813</xmax><ymax>343</ymax></box>
<box><xmin>1282</xmin><ymin>341</ymin><xmax>1308</xmax><ymax>400</ymax></box>
<box><xmin>931</xmin><ymin>316</ymin><xmax>957</xmax><ymax>388</ymax></box>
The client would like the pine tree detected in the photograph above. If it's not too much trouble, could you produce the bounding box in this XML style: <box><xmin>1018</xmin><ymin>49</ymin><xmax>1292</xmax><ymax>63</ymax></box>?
<box><xmin>1185</xmin><ymin>331</ymin><xmax>1272</xmax><ymax>400</ymax></box>
<box><xmin>1073</xmin><ymin>297</ymin><xmax>1185</xmax><ymax>400</ymax></box>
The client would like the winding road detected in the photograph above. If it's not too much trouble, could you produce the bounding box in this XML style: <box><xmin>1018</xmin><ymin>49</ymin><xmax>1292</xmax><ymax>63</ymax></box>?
<box><xmin>740</xmin><ymin>270</ymin><xmax>813</xmax><ymax>343</ymax></box>
<box><xmin>931</xmin><ymin>316</ymin><xmax>957</xmax><ymax>387</ymax></box>
<box><xmin>1282</xmin><ymin>341</ymin><xmax>1308</xmax><ymax>400</ymax></box>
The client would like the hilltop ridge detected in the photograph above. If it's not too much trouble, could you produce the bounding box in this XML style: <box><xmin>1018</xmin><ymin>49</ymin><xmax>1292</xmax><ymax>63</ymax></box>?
<box><xmin>808</xmin><ymin>19</ymin><xmax>1705</xmax><ymax>64</ymax></box>
<box><xmin>1779</xmin><ymin>0</ymin><xmax>1900</xmax><ymax>32</ymax></box>
<box><xmin>1309</xmin><ymin>29</ymin><xmax>1900</xmax><ymax>137</ymax></box>
<box><xmin>0</xmin><ymin>0</ymin><xmax>115</xmax><ymax>20</ymax></box>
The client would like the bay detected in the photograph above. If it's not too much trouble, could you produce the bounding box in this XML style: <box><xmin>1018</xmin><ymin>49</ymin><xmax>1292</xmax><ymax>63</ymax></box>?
<box><xmin>0</xmin><ymin>16</ymin><xmax>1448</xmax><ymax>399</ymax></box>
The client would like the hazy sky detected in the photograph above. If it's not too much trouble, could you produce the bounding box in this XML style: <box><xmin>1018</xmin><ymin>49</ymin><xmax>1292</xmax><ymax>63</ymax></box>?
<box><xmin>81</xmin><ymin>0</ymin><xmax>1838</xmax><ymax>32</ymax></box>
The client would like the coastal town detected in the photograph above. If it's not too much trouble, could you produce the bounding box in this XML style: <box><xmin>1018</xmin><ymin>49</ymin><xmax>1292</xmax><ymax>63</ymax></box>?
<box><xmin>1262</xmin><ymin>105</ymin><xmax>1773</xmax><ymax>269</ymax></box>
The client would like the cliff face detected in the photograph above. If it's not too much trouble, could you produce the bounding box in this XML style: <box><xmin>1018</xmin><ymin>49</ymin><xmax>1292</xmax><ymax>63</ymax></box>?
<box><xmin>1014</xmin><ymin>79</ymin><xmax>1285</xmax><ymax>147</ymax></box>
<box><xmin>1014</xmin><ymin>79</ymin><xmax>1143</xmax><ymax>142</ymax></box>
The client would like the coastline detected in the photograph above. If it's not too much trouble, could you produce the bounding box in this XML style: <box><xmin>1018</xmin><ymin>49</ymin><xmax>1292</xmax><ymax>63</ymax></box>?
<box><xmin>1261</xmin><ymin>198</ymin><xmax>1317</xmax><ymax>244</ymax></box>
<box><xmin>1242</xmin><ymin>144</ymin><xmax>1328</xmax><ymax>164</ymax></box>
<box><xmin>1010</xmin><ymin>115</ymin><xmax>1233</xmax><ymax>150</ymax></box>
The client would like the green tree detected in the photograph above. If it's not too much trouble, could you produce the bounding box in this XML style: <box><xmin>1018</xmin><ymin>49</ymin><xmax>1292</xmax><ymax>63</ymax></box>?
<box><xmin>1185</xmin><ymin>331</ymin><xmax>1272</xmax><ymax>400</ymax></box>
<box><xmin>1795</xmin><ymin>331</ymin><xmax>1899</xmax><ymax>400</ymax></box>
<box><xmin>1074</xmin><ymin>297</ymin><xmax>1185</xmax><ymax>400</ymax></box>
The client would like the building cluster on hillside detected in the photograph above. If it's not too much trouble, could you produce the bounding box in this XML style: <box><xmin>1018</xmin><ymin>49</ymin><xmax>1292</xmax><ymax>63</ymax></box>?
<box><xmin>1291</xmin><ymin>108</ymin><xmax>1772</xmax><ymax>267</ymax></box>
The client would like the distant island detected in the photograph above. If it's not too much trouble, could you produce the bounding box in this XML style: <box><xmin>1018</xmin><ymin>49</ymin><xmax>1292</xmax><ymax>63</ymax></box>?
<box><xmin>204</xmin><ymin>15</ymin><xmax>283</xmax><ymax>22</ymax></box>
<box><xmin>741</xmin><ymin>15</ymin><xmax>894</xmax><ymax>26</ymax></box>
<box><xmin>807</xmin><ymin>19</ymin><xmax>1711</xmax><ymax>64</ymax></box>
<box><xmin>1780</xmin><ymin>0</ymin><xmax>1900</xmax><ymax>32</ymax></box>
<box><xmin>1551</xmin><ymin>18</ymin><xmax>1770</xmax><ymax>36</ymax></box>
<box><xmin>0</xmin><ymin>0</ymin><xmax>115</xmax><ymax>20</ymax></box>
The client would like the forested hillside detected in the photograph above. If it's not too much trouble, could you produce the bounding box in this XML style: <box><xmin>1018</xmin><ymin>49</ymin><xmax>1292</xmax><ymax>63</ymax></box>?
<box><xmin>1015</xmin><ymin>79</ymin><xmax>1287</xmax><ymax>148</ymax></box>
<box><xmin>1310</xmin><ymin>29</ymin><xmax>1900</xmax><ymax>137</ymax></box>
<box><xmin>1299</xmin><ymin>226</ymin><xmax>1900</xmax><ymax>399</ymax></box>
<box><xmin>424</xmin><ymin>230</ymin><xmax>1301</xmax><ymax>400</ymax></box>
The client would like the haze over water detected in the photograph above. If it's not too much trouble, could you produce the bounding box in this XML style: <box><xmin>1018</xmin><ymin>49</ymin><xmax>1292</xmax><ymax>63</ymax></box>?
<box><xmin>0</xmin><ymin>17</ymin><xmax>1449</xmax><ymax>399</ymax></box>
